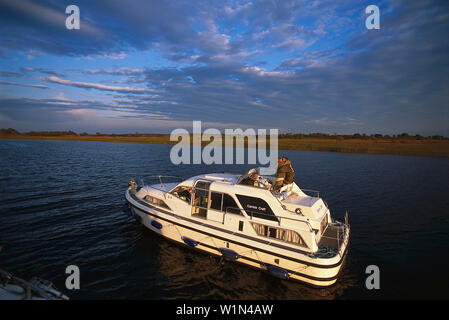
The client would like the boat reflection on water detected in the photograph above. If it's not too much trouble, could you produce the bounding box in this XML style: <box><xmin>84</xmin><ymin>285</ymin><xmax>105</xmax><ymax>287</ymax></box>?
<box><xmin>135</xmin><ymin>228</ymin><xmax>359</xmax><ymax>300</ymax></box>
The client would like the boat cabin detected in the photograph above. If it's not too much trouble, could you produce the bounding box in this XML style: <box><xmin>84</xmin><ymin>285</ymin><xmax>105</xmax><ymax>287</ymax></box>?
<box><xmin>133</xmin><ymin>169</ymin><xmax>338</xmax><ymax>254</ymax></box>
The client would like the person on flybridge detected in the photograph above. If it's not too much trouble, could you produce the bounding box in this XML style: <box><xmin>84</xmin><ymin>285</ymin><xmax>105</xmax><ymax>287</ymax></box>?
<box><xmin>241</xmin><ymin>172</ymin><xmax>271</xmax><ymax>189</ymax></box>
<box><xmin>273</xmin><ymin>156</ymin><xmax>295</xmax><ymax>194</ymax></box>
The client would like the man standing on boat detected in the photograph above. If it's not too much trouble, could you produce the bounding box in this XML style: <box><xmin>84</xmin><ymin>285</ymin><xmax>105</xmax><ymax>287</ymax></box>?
<box><xmin>273</xmin><ymin>156</ymin><xmax>295</xmax><ymax>193</ymax></box>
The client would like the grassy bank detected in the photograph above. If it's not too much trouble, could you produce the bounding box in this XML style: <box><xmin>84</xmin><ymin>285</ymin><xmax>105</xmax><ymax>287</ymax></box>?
<box><xmin>276</xmin><ymin>137</ymin><xmax>449</xmax><ymax>157</ymax></box>
<box><xmin>1</xmin><ymin>131</ymin><xmax>449</xmax><ymax>158</ymax></box>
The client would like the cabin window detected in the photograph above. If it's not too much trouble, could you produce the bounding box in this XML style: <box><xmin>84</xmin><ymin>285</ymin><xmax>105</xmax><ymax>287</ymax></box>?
<box><xmin>170</xmin><ymin>186</ymin><xmax>192</xmax><ymax>203</ymax></box>
<box><xmin>209</xmin><ymin>192</ymin><xmax>241</xmax><ymax>215</ymax></box>
<box><xmin>222</xmin><ymin>194</ymin><xmax>241</xmax><ymax>215</ymax></box>
<box><xmin>251</xmin><ymin>223</ymin><xmax>308</xmax><ymax>248</ymax></box>
<box><xmin>193</xmin><ymin>189</ymin><xmax>208</xmax><ymax>208</ymax></box>
<box><xmin>195</xmin><ymin>181</ymin><xmax>211</xmax><ymax>189</ymax></box>
<box><xmin>236</xmin><ymin>195</ymin><xmax>278</xmax><ymax>221</ymax></box>
<box><xmin>192</xmin><ymin>180</ymin><xmax>210</xmax><ymax>219</ymax></box>
<box><xmin>144</xmin><ymin>195</ymin><xmax>170</xmax><ymax>209</ymax></box>
<box><xmin>210</xmin><ymin>192</ymin><xmax>223</xmax><ymax>211</ymax></box>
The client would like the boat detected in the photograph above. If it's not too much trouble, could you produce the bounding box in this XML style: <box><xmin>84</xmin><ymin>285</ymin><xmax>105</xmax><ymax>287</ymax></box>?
<box><xmin>124</xmin><ymin>168</ymin><xmax>350</xmax><ymax>287</ymax></box>
<box><xmin>0</xmin><ymin>247</ymin><xmax>69</xmax><ymax>300</ymax></box>
<box><xmin>0</xmin><ymin>271</ymin><xmax>69</xmax><ymax>300</ymax></box>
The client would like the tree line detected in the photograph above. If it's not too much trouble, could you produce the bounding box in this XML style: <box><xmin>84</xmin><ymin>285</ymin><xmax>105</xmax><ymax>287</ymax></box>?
<box><xmin>278</xmin><ymin>132</ymin><xmax>447</xmax><ymax>140</ymax></box>
<box><xmin>0</xmin><ymin>128</ymin><xmax>447</xmax><ymax>140</ymax></box>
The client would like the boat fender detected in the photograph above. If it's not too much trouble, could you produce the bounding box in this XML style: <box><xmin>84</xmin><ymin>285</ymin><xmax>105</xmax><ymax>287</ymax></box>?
<box><xmin>182</xmin><ymin>237</ymin><xmax>198</xmax><ymax>247</ymax></box>
<box><xmin>267</xmin><ymin>265</ymin><xmax>290</xmax><ymax>280</ymax></box>
<box><xmin>151</xmin><ymin>220</ymin><xmax>163</xmax><ymax>229</ymax></box>
<box><xmin>219</xmin><ymin>248</ymin><xmax>240</xmax><ymax>260</ymax></box>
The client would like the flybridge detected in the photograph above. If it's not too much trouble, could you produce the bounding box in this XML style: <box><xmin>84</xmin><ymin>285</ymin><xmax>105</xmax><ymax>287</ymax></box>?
<box><xmin>169</xmin><ymin>121</ymin><xmax>278</xmax><ymax>175</ymax></box>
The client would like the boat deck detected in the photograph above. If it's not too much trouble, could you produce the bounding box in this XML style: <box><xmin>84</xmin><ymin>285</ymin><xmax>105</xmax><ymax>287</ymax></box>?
<box><xmin>149</xmin><ymin>182</ymin><xmax>178</xmax><ymax>192</ymax></box>
<box><xmin>318</xmin><ymin>223</ymin><xmax>346</xmax><ymax>250</ymax></box>
<box><xmin>281</xmin><ymin>194</ymin><xmax>318</xmax><ymax>207</ymax></box>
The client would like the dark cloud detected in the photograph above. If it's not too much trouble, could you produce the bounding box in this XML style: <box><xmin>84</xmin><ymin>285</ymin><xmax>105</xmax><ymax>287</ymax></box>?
<box><xmin>0</xmin><ymin>0</ymin><xmax>203</xmax><ymax>57</ymax></box>
<box><xmin>0</xmin><ymin>0</ymin><xmax>325</xmax><ymax>60</ymax></box>
<box><xmin>0</xmin><ymin>0</ymin><xmax>113</xmax><ymax>56</ymax></box>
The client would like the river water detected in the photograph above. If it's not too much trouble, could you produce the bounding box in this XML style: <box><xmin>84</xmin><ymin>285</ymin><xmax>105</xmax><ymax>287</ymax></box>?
<box><xmin>0</xmin><ymin>139</ymin><xmax>448</xmax><ymax>299</ymax></box>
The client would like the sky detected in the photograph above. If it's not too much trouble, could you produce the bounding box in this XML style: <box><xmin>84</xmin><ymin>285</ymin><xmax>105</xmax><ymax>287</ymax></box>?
<box><xmin>0</xmin><ymin>0</ymin><xmax>448</xmax><ymax>136</ymax></box>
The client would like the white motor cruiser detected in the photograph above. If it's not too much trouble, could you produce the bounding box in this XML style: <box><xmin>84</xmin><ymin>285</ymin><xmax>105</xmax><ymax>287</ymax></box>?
<box><xmin>124</xmin><ymin>168</ymin><xmax>350</xmax><ymax>287</ymax></box>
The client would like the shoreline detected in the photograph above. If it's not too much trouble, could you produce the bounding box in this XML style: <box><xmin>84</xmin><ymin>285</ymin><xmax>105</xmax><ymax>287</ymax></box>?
<box><xmin>1</xmin><ymin>134</ymin><xmax>449</xmax><ymax>158</ymax></box>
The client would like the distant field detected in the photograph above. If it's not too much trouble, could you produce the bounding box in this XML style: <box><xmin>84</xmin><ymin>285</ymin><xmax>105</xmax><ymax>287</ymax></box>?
<box><xmin>1</xmin><ymin>133</ymin><xmax>449</xmax><ymax>158</ymax></box>
<box><xmin>276</xmin><ymin>137</ymin><xmax>449</xmax><ymax>157</ymax></box>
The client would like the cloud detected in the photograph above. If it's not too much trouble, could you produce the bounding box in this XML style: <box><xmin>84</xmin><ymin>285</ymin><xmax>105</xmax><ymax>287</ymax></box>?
<box><xmin>224</xmin><ymin>2</ymin><xmax>253</xmax><ymax>15</ymax></box>
<box><xmin>96</xmin><ymin>52</ymin><xmax>128</xmax><ymax>60</ymax></box>
<box><xmin>129</xmin><ymin>0</ymin><xmax>448</xmax><ymax>135</ymax></box>
<box><xmin>306</xmin><ymin>117</ymin><xmax>363</xmax><ymax>127</ymax></box>
<box><xmin>0</xmin><ymin>95</ymin><xmax>173</xmax><ymax>130</ymax></box>
<box><xmin>20</xmin><ymin>67</ymin><xmax>66</xmax><ymax>77</ymax></box>
<box><xmin>0</xmin><ymin>0</ymin><xmax>325</xmax><ymax>62</ymax></box>
<box><xmin>275</xmin><ymin>49</ymin><xmax>338</xmax><ymax>70</ymax></box>
<box><xmin>240</xmin><ymin>65</ymin><xmax>293</xmax><ymax>77</ymax></box>
<box><xmin>62</xmin><ymin>108</ymin><xmax>96</xmax><ymax>117</ymax></box>
<box><xmin>0</xmin><ymin>0</ymin><xmax>109</xmax><ymax>56</ymax></box>
<box><xmin>0</xmin><ymin>80</ymin><xmax>49</xmax><ymax>89</ymax></box>
<box><xmin>83</xmin><ymin>68</ymin><xmax>145</xmax><ymax>76</ymax></box>
<box><xmin>0</xmin><ymin>71</ymin><xmax>24</xmax><ymax>78</ymax></box>
<box><xmin>43</xmin><ymin>76</ymin><xmax>158</xmax><ymax>94</ymax></box>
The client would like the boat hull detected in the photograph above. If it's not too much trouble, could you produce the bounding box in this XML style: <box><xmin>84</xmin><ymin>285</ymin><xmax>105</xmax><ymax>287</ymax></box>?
<box><xmin>125</xmin><ymin>192</ymin><xmax>350</xmax><ymax>287</ymax></box>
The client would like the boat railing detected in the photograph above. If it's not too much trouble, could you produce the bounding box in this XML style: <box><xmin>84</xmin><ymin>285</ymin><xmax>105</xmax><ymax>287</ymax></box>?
<box><xmin>135</xmin><ymin>175</ymin><xmax>185</xmax><ymax>190</ymax></box>
<box><xmin>301</xmin><ymin>188</ymin><xmax>320</xmax><ymax>199</ymax></box>
<box><xmin>277</xmin><ymin>215</ymin><xmax>313</xmax><ymax>232</ymax></box>
<box><xmin>316</xmin><ymin>212</ymin><xmax>350</xmax><ymax>258</ymax></box>
<box><xmin>0</xmin><ymin>269</ymin><xmax>69</xmax><ymax>300</ymax></box>
<box><xmin>299</xmin><ymin>189</ymin><xmax>331</xmax><ymax>211</ymax></box>
<box><xmin>300</xmin><ymin>188</ymin><xmax>322</xmax><ymax>207</ymax></box>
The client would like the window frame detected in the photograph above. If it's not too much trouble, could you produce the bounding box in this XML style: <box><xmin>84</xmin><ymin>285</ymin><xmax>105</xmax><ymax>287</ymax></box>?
<box><xmin>209</xmin><ymin>191</ymin><xmax>224</xmax><ymax>212</ymax></box>
<box><xmin>235</xmin><ymin>194</ymin><xmax>278</xmax><ymax>221</ymax></box>
<box><xmin>251</xmin><ymin>222</ymin><xmax>308</xmax><ymax>248</ymax></box>
<box><xmin>207</xmin><ymin>191</ymin><xmax>242</xmax><ymax>216</ymax></box>
<box><xmin>170</xmin><ymin>186</ymin><xmax>192</xmax><ymax>204</ymax></box>
<box><xmin>143</xmin><ymin>195</ymin><xmax>170</xmax><ymax>210</ymax></box>
<box><xmin>191</xmin><ymin>179</ymin><xmax>212</xmax><ymax>219</ymax></box>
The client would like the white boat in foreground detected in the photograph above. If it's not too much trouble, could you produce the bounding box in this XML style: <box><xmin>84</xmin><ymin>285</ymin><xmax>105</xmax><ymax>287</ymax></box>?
<box><xmin>0</xmin><ymin>246</ymin><xmax>68</xmax><ymax>300</ymax></box>
<box><xmin>0</xmin><ymin>256</ymin><xmax>69</xmax><ymax>300</ymax></box>
<box><xmin>124</xmin><ymin>168</ymin><xmax>350</xmax><ymax>287</ymax></box>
